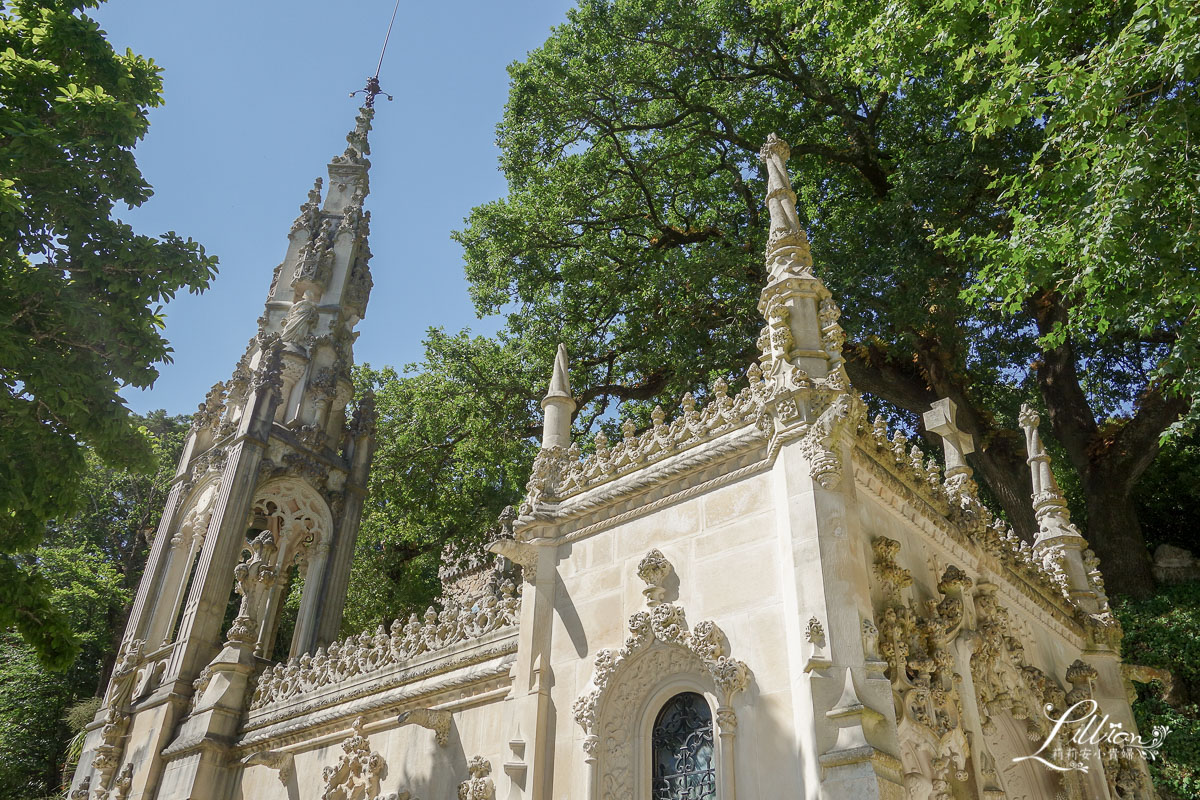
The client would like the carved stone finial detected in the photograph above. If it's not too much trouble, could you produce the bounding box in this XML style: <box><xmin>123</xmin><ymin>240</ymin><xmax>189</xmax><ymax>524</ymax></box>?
<box><xmin>758</xmin><ymin>133</ymin><xmax>812</xmax><ymax>279</ymax></box>
<box><xmin>1018</xmin><ymin>403</ymin><xmax>1087</xmax><ymax>547</ymax></box>
<box><xmin>637</xmin><ymin>549</ymin><xmax>672</xmax><ymax>607</ymax></box>
<box><xmin>540</xmin><ymin>344</ymin><xmax>576</xmax><ymax>451</ymax></box>
<box><xmin>922</xmin><ymin>398</ymin><xmax>975</xmax><ymax>480</ymax></box>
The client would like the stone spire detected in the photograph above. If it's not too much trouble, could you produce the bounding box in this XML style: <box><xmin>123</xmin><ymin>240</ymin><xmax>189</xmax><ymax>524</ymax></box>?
<box><xmin>1018</xmin><ymin>404</ymin><xmax>1082</xmax><ymax>543</ymax></box>
<box><xmin>1018</xmin><ymin>404</ymin><xmax>1098</xmax><ymax>610</ymax></box>
<box><xmin>541</xmin><ymin>343</ymin><xmax>576</xmax><ymax>450</ymax></box>
<box><xmin>68</xmin><ymin>101</ymin><xmax>384</xmax><ymax>800</ymax></box>
<box><xmin>759</xmin><ymin>133</ymin><xmax>812</xmax><ymax>281</ymax></box>
<box><xmin>755</xmin><ymin>134</ymin><xmax>846</xmax><ymax>390</ymax></box>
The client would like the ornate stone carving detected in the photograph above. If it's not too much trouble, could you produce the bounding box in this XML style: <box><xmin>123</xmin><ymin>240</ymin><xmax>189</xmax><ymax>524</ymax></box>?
<box><xmin>174</xmin><ymin>481</ymin><xmax>219</xmax><ymax>548</ymax></box>
<box><xmin>69</xmin><ymin>775</ymin><xmax>90</xmax><ymax>800</ymax></box>
<box><xmin>636</xmin><ymin>549</ymin><xmax>671</xmax><ymax>606</ymax></box>
<box><xmin>281</xmin><ymin>290</ymin><xmax>320</xmax><ymax>347</ymax></box>
<box><xmin>805</xmin><ymin>615</ymin><xmax>831</xmax><ymax>672</ymax></box>
<box><xmin>457</xmin><ymin>756</ymin><xmax>494</xmax><ymax>800</ymax></box>
<box><xmin>397</xmin><ymin>707</ymin><xmax>452</xmax><ymax>747</ymax></box>
<box><xmin>192</xmin><ymin>381</ymin><xmax>226</xmax><ymax>433</ymax></box>
<box><xmin>797</xmin><ymin>392</ymin><xmax>861</xmax><ymax>489</ymax></box>
<box><xmin>486</xmin><ymin>539</ymin><xmax>539</xmax><ymax>582</ymax></box>
<box><xmin>226</xmin><ymin>531</ymin><xmax>279</xmax><ymax>648</ymax></box>
<box><xmin>91</xmin><ymin>638</ymin><xmax>143</xmax><ymax>787</ymax></box>
<box><xmin>251</xmin><ymin>336</ymin><xmax>285</xmax><ymax>400</ymax></box>
<box><xmin>321</xmin><ymin>717</ymin><xmax>387</xmax><ymax>800</ymax></box>
<box><xmin>540</xmin><ymin>380</ymin><xmax>762</xmax><ymax>505</ymax></box>
<box><xmin>111</xmin><ymin>762</ymin><xmax>133</xmax><ymax>800</ymax></box>
<box><xmin>252</xmin><ymin>577</ymin><xmax>519</xmax><ymax>710</ymax></box>
<box><xmin>573</xmin><ymin>579</ymin><xmax>750</xmax><ymax>800</ymax></box>
<box><xmin>290</xmin><ymin>177</ymin><xmax>323</xmax><ymax>236</ymax></box>
<box><xmin>971</xmin><ymin>585</ymin><xmax>1065</xmax><ymax>740</ymax></box>
<box><xmin>335</xmin><ymin>106</ymin><xmax>374</xmax><ymax>166</ymax></box>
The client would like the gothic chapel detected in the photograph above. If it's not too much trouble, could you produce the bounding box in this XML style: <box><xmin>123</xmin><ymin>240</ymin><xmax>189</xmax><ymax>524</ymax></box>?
<box><xmin>69</xmin><ymin>97</ymin><xmax>1155</xmax><ymax>800</ymax></box>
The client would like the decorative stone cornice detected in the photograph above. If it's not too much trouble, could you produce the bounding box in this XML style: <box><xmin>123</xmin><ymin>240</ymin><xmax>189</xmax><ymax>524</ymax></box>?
<box><xmin>237</xmin><ymin>648</ymin><xmax>515</xmax><ymax>752</ymax></box>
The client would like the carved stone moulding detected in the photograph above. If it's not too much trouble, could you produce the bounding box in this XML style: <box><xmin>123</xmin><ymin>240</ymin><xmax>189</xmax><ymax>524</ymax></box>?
<box><xmin>573</xmin><ymin>552</ymin><xmax>750</xmax><ymax>800</ymax></box>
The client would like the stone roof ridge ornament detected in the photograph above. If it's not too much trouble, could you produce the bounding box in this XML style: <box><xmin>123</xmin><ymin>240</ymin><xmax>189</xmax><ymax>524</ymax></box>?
<box><xmin>759</xmin><ymin>133</ymin><xmax>813</xmax><ymax>281</ymax></box>
<box><xmin>923</xmin><ymin>398</ymin><xmax>975</xmax><ymax>481</ymax></box>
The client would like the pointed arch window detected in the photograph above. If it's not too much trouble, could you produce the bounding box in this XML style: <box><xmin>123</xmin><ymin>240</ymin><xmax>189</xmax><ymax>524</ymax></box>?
<box><xmin>651</xmin><ymin>691</ymin><xmax>717</xmax><ymax>800</ymax></box>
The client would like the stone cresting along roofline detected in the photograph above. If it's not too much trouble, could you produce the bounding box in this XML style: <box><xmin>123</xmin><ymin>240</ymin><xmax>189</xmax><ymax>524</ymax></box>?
<box><xmin>521</xmin><ymin>374</ymin><xmax>764</xmax><ymax>515</ymax></box>
<box><xmin>514</xmin><ymin>129</ymin><xmax>1116</xmax><ymax>648</ymax></box>
<box><xmin>249</xmin><ymin>578</ymin><xmax>520</xmax><ymax>711</ymax></box>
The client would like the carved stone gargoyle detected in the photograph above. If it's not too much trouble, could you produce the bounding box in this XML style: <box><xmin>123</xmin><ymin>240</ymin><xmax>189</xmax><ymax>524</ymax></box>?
<box><xmin>242</xmin><ymin>749</ymin><xmax>295</xmax><ymax>785</ymax></box>
<box><xmin>397</xmin><ymin>707</ymin><xmax>452</xmax><ymax>747</ymax></box>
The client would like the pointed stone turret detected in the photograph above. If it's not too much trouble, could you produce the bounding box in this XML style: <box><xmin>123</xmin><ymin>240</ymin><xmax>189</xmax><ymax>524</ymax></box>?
<box><xmin>68</xmin><ymin>101</ymin><xmax>383</xmax><ymax>800</ymax></box>
<box><xmin>541</xmin><ymin>343</ymin><xmax>576</xmax><ymax>450</ymax></box>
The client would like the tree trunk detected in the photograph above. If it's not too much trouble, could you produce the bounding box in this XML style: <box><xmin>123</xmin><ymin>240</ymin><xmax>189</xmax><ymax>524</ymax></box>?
<box><xmin>1082</xmin><ymin>476</ymin><xmax>1156</xmax><ymax>600</ymax></box>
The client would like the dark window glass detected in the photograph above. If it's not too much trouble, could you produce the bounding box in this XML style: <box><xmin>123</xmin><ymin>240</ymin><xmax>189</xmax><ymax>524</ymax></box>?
<box><xmin>651</xmin><ymin>692</ymin><xmax>716</xmax><ymax>800</ymax></box>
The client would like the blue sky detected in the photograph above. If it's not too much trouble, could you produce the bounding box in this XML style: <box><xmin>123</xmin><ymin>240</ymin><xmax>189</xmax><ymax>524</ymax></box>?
<box><xmin>94</xmin><ymin>0</ymin><xmax>576</xmax><ymax>416</ymax></box>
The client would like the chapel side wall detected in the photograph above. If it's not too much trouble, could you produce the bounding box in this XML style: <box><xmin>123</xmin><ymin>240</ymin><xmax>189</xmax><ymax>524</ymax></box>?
<box><xmin>853</xmin><ymin>489</ymin><xmax>1122</xmax><ymax>799</ymax></box>
<box><xmin>236</xmin><ymin>685</ymin><xmax>511</xmax><ymax>800</ymax></box>
<box><xmin>548</xmin><ymin>469</ymin><xmax>805</xmax><ymax>799</ymax></box>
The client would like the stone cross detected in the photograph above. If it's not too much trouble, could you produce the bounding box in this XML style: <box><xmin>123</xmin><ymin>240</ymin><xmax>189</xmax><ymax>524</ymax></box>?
<box><xmin>923</xmin><ymin>398</ymin><xmax>974</xmax><ymax>479</ymax></box>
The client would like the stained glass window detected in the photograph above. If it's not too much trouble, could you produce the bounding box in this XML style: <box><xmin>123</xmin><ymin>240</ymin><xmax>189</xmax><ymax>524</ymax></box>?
<box><xmin>651</xmin><ymin>692</ymin><xmax>717</xmax><ymax>800</ymax></box>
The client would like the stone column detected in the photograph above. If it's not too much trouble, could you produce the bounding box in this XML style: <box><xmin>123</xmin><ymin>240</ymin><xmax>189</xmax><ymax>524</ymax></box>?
<box><xmin>122</xmin><ymin>475</ymin><xmax>189</xmax><ymax>645</ymax></box>
<box><xmin>288</xmin><ymin>541</ymin><xmax>329</xmax><ymax>659</ymax></box>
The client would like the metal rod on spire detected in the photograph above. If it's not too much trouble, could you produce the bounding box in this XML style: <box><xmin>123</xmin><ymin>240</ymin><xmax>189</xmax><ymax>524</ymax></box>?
<box><xmin>350</xmin><ymin>0</ymin><xmax>401</xmax><ymax>107</ymax></box>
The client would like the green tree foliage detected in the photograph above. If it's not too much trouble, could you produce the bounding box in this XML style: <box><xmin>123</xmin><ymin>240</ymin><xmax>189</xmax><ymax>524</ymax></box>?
<box><xmin>0</xmin><ymin>0</ymin><xmax>216</xmax><ymax>666</ymax></box>
<box><xmin>0</xmin><ymin>412</ymin><xmax>187</xmax><ymax>799</ymax></box>
<box><xmin>1116</xmin><ymin>582</ymin><xmax>1200</xmax><ymax>799</ymax></box>
<box><xmin>343</xmin><ymin>335</ymin><xmax>539</xmax><ymax>633</ymax></box>
<box><xmin>447</xmin><ymin>0</ymin><xmax>1197</xmax><ymax>597</ymax></box>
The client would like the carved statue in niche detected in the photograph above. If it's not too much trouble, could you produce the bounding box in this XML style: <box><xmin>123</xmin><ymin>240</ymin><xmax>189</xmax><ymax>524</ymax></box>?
<box><xmin>281</xmin><ymin>290</ymin><xmax>320</xmax><ymax>348</ymax></box>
